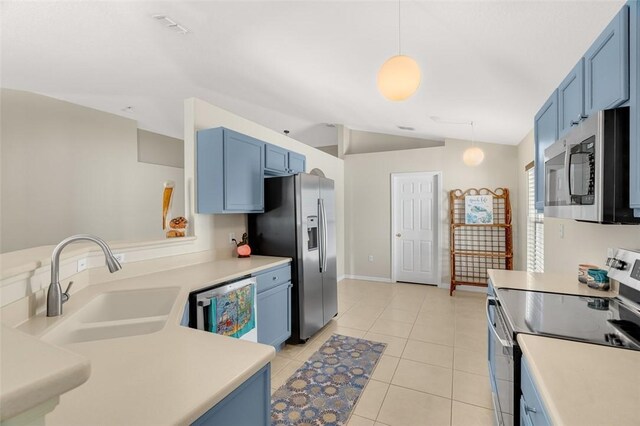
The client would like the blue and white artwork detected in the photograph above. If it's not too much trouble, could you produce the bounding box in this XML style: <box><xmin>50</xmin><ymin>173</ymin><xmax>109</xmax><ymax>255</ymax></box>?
<box><xmin>465</xmin><ymin>195</ymin><xmax>494</xmax><ymax>224</ymax></box>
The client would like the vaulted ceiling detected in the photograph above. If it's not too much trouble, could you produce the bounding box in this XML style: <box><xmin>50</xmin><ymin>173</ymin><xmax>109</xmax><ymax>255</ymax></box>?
<box><xmin>1</xmin><ymin>1</ymin><xmax>625</xmax><ymax>147</ymax></box>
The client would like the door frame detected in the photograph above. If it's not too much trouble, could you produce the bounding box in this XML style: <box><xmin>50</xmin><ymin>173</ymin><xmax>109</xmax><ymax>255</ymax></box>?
<box><xmin>390</xmin><ymin>171</ymin><xmax>443</xmax><ymax>285</ymax></box>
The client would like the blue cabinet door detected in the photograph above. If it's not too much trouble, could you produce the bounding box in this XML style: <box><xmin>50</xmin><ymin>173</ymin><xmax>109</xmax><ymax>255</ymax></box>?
<box><xmin>584</xmin><ymin>5</ymin><xmax>629</xmax><ymax>116</ymax></box>
<box><xmin>629</xmin><ymin>0</ymin><xmax>640</xmax><ymax>215</ymax></box>
<box><xmin>558</xmin><ymin>60</ymin><xmax>585</xmax><ymax>137</ymax></box>
<box><xmin>257</xmin><ymin>282</ymin><xmax>292</xmax><ymax>348</ymax></box>
<box><xmin>265</xmin><ymin>144</ymin><xmax>289</xmax><ymax>175</ymax></box>
<box><xmin>196</xmin><ymin>128</ymin><xmax>265</xmax><ymax>213</ymax></box>
<box><xmin>534</xmin><ymin>91</ymin><xmax>559</xmax><ymax>211</ymax></box>
<box><xmin>196</xmin><ymin>128</ymin><xmax>225</xmax><ymax>214</ymax></box>
<box><xmin>223</xmin><ymin>130</ymin><xmax>265</xmax><ymax>212</ymax></box>
<box><xmin>288</xmin><ymin>152</ymin><xmax>306</xmax><ymax>174</ymax></box>
<box><xmin>192</xmin><ymin>364</ymin><xmax>271</xmax><ymax>426</ymax></box>
<box><xmin>520</xmin><ymin>358</ymin><xmax>552</xmax><ymax>426</ymax></box>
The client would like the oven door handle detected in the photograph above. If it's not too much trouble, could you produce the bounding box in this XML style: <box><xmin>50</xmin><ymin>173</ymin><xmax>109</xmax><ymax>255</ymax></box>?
<box><xmin>486</xmin><ymin>296</ymin><xmax>512</xmax><ymax>348</ymax></box>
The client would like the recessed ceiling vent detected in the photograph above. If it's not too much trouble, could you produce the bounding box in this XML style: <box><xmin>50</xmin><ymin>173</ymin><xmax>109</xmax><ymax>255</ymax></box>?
<box><xmin>397</xmin><ymin>125</ymin><xmax>415</xmax><ymax>131</ymax></box>
<box><xmin>152</xmin><ymin>15</ymin><xmax>189</xmax><ymax>34</ymax></box>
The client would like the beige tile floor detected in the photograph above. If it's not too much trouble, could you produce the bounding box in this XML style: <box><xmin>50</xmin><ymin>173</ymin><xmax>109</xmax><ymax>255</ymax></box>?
<box><xmin>270</xmin><ymin>279</ymin><xmax>493</xmax><ymax>426</ymax></box>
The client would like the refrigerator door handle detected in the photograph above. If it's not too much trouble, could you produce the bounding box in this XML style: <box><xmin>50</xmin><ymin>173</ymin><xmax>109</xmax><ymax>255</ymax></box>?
<box><xmin>319</xmin><ymin>198</ymin><xmax>328</xmax><ymax>272</ymax></box>
<box><xmin>318</xmin><ymin>199</ymin><xmax>324</xmax><ymax>272</ymax></box>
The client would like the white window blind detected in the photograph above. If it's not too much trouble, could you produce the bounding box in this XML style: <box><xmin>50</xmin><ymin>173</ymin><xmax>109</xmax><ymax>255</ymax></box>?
<box><xmin>527</xmin><ymin>167</ymin><xmax>544</xmax><ymax>272</ymax></box>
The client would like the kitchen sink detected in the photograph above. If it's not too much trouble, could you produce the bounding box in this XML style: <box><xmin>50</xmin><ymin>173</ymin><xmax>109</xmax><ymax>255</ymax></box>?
<box><xmin>42</xmin><ymin>287</ymin><xmax>180</xmax><ymax>345</ymax></box>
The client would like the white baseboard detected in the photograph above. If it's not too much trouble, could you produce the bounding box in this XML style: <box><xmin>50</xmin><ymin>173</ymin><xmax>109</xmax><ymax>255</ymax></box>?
<box><xmin>454</xmin><ymin>285</ymin><xmax>489</xmax><ymax>293</ymax></box>
<box><xmin>342</xmin><ymin>274</ymin><xmax>392</xmax><ymax>283</ymax></box>
<box><xmin>337</xmin><ymin>275</ymin><xmax>345</xmax><ymax>282</ymax></box>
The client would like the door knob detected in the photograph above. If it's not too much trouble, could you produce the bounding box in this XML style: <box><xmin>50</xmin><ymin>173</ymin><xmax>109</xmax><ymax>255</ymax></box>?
<box><xmin>395</xmin><ymin>233</ymin><xmax>401</xmax><ymax>237</ymax></box>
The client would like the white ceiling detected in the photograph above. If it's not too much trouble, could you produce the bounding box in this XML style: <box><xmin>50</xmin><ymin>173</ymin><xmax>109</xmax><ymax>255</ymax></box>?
<box><xmin>1</xmin><ymin>0</ymin><xmax>625</xmax><ymax>147</ymax></box>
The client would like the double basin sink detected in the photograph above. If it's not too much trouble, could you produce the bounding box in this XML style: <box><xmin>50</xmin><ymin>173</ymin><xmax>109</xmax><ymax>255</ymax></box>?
<box><xmin>42</xmin><ymin>287</ymin><xmax>180</xmax><ymax>345</ymax></box>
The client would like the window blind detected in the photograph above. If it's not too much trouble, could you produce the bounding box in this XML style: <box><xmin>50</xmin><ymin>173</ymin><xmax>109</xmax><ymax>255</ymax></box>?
<box><xmin>527</xmin><ymin>167</ymin><xmax>544</xmax><ymax>272</ymax></box>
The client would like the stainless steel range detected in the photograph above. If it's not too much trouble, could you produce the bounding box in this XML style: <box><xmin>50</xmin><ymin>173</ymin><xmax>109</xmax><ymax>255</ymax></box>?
<box><xmin>487</xmin><ymin>248</ymin><xmax>640</xmax><ymax>426</ymax></box>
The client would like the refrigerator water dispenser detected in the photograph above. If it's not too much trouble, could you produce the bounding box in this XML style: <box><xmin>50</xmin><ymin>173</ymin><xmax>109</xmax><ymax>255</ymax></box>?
<box><xmin>307</xmin><ymin>216</ymin><xmax>318</xmax><ymax>250</ymax></box>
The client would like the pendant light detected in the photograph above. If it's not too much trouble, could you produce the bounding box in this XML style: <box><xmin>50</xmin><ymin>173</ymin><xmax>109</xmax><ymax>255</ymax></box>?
<box><xmin>377</xmin><ymin>0</ymin><xmax>421</xmax><ymax>101</ymax></box>
<box><xmin>463</xmin><ymin>121</ymin><xmax>485</xmax><ymax>166</ymax></box>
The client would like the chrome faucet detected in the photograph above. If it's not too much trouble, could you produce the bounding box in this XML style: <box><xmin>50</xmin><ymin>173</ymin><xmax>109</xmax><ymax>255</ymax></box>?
<box><xmin>47</xmin><ymin>234</ymin><xmax>122</xmax><ymax>317</ymax></box>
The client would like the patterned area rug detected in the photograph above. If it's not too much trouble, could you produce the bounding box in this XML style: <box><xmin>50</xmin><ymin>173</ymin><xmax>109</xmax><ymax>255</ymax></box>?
<box><xmin>271</xmin><ymin>334</ymin><xmax>386</xmax><ymax>425</ymax></box>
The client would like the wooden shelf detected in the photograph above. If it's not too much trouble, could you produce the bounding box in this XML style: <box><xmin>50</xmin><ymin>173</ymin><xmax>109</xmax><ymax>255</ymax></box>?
<box><xmin>449</xmin><ymin>188</ymin><xmax>513</xmax><ymax>296</ymax></box>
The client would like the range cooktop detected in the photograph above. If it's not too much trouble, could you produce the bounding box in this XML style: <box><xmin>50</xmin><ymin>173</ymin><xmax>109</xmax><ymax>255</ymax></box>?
<box><xmin>496</xmin><ymin>288</ymin><xmax>640</xmax><ymax>350</ymax></box>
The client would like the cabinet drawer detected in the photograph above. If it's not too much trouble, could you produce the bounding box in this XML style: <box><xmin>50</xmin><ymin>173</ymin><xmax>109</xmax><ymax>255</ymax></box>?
<box><xmin>521</xmin><ymin>358</ymin><xmax>552</xmax><ymax>426</ymax></box>
<box><xmin>254</xmin><ymin>264</ymin><xmax>291</xmax><ymax>294</ymax></box>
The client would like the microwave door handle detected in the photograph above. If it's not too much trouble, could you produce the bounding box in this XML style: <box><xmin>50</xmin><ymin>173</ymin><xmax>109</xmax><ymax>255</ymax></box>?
<box><xmin>486</xmin><ymin>297</ymin><xmax>512</xmax><ymax>348</ymax></box>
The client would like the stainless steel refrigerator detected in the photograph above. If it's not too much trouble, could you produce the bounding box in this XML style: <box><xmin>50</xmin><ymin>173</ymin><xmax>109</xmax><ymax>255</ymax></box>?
<box><xmin>248</xmin><ymin>173</ymin><xmax>337</xmax><ymax>343</ymax></box>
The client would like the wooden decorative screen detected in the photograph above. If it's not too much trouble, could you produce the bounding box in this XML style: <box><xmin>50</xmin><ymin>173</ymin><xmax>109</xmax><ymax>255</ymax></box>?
<box><xmin>449</xmin><ymin>188</ymin><xmax>513</xmax><ymax>295</ymax></box>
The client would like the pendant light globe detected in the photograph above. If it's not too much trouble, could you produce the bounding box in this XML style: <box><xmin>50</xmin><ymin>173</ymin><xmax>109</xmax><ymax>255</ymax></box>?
<box><xmin>463</xmin><ymin>146</ymin><xmax>485</xmax><ymax>166</ymax></box>
<box><xmin>377</xmin><ymin>55</ymin><xmax>421</xmax><ymax>101</ymax></box>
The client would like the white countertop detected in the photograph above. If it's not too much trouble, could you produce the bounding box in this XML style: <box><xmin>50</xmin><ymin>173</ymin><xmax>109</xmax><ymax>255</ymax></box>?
<box><xmin>6</xmin><ymin>256</ymin><xmax>289</xmax><ymax>425</ymax></box>
<box><xmin>488</xmin><ymin>269</ymin><xmax>618</xmax><ymax>297</ymax></box>
<box><xmin>0</xmin><ymin>325</ymin><xmax>91</xmax><ymax>421</ymax></box>
<box><xmin>518</xmin><ymin>334</ymin><xmax>640</xmax><ymax>426</ymax></box>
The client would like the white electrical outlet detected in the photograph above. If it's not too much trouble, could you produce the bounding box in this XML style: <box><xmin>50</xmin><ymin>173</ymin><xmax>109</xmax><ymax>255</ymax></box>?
<box><xmin>77</xmin><ymin>258</ymin><xmax>87</xmax><ymax>272</ymax></box>
<box><xmin>229</xmin><ymin>232</ymin><xmax>236</xmax><ymax>244</ymax></box>
<box><xmin>368</xmin><ymin>255</ymin><xmax>374</xmax><ymax>262</ymax></box>
<box><xmin>114</xmin><ymin>253</ymin><xmax>125</xmax><ymax>263</ymax></box>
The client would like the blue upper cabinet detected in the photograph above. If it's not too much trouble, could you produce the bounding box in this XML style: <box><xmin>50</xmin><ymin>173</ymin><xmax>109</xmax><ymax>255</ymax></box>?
<box><xmin>264</xmin><ymin>143</ymin><xmax>306</xmax><ymax>176</ymax></box>
<box><xmin>288</xmin><ymin>151</ymin><xmax>306</xmax><ymax>174</ymax></box>
<box><xmin>628</xmin><ymin>0</ymin><xmax>640</xmax><ymax>215</ymax></box>
<box><xmin>264</xmin><ymin>144</ymin><xmax>289</xmax><ymax>175</ymax></box>
<box><xmin>558</xmin><ymin>60</ymin><xmax>585</xmax><ymax>137</ymax></box>
<box><xmin>534</xmin><ymin>91</ymin><xmax>559</xmax><ymax>212</ymax></box>
<box><xmin>196</xmin><ymin>128</ymin><xmax>265</xmax><ymax>214</ymax></box>
<box><xmin>584</xmin><ymin>6</ymin><xmax>629</xmax><ymax>116</ymax></box>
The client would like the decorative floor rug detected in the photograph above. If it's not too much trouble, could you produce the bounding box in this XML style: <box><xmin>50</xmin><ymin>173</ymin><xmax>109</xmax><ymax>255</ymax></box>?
<box><xmin>271</xmin><ymin>334</ymin><xmax>386</xmax><ymax>426</ymax></box>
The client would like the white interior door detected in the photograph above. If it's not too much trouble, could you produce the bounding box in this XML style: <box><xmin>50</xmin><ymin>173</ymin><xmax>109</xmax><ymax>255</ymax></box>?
<box><xmin>392</xmin><ymin>173</ymin><xmax>439</xmax><ymax>285</ymax></box>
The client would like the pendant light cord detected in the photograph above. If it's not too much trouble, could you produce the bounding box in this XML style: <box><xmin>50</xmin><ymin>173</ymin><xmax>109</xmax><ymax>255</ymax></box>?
<box><xmin>471</xmin><ymin>121</ymin><xmax>475</xmax><ymax>147</ymax></box>
<box><xmin>398</xmin><ymin>0</ymin><xmax>402</xmax><ymax>54</ymax></box>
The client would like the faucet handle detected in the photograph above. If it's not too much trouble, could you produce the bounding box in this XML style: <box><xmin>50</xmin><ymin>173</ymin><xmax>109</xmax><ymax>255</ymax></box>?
<box><xmin>62</xmin><ymin>281</ymin><xmax>73</xmax><ymax>303</ymax></box>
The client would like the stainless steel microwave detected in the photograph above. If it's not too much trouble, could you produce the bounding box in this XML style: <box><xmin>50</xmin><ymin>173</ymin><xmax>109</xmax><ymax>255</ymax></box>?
<box><xmin>544</xmin><ymin>107</ymin><xmax>640</xmax><ymax>224</ymax></box>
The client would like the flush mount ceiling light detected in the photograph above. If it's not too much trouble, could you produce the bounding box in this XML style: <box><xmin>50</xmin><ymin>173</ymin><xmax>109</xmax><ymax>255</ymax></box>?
<box><xmin>152</xmin><ymin>14</ymin><xmax>189</xmax><ymax>34</ymax></box>
<box><xmin>463</xmin><ymin>121</ymin><xmax>485</xmax><ymax>167</ymax></box>
<box><xmin>377</xmin><ymin>0</ymin><xmax>421</xmax><ymax>101</ymax></box>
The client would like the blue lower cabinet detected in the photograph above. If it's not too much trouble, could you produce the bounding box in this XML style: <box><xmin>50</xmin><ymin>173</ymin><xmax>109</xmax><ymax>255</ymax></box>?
<box><xmin>520</xmin><ymin>357</ymin><xmax>551</xmax><ymax>426</ymax></box>
<box><xmin>257</xmin><ymin>282</ymin><xmax>292</xmax><ymax>348</ymax></box>
<box><xmin>253</xmin><ymin>264</ymin><xmax>292</xmax><ymax>349</ymax></box>
<box><xmin>192</xmin><ymin>364</ymin><xmax>271</xmax><ymax>426</ymax></box>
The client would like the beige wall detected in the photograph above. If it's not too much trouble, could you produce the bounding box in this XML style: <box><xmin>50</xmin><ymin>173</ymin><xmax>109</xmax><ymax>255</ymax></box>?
<box><xmin>185</xmin><ymin>98</ymin><xmax>346</xmax><ymax>275</ymax></box>
<box><xmin>515</xmin><ymin>130</ymin><xmax>640</xmax><ymax>273</ymax></box>
<box><xmin>1</xmin><ymin>89</ymin><xmax>184</xmax><ymax>253</ymax></box>
<box><xmin>344</xmin><ymin>139</ymin><xmax>519</xmax><ymax>283</ymax></box>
